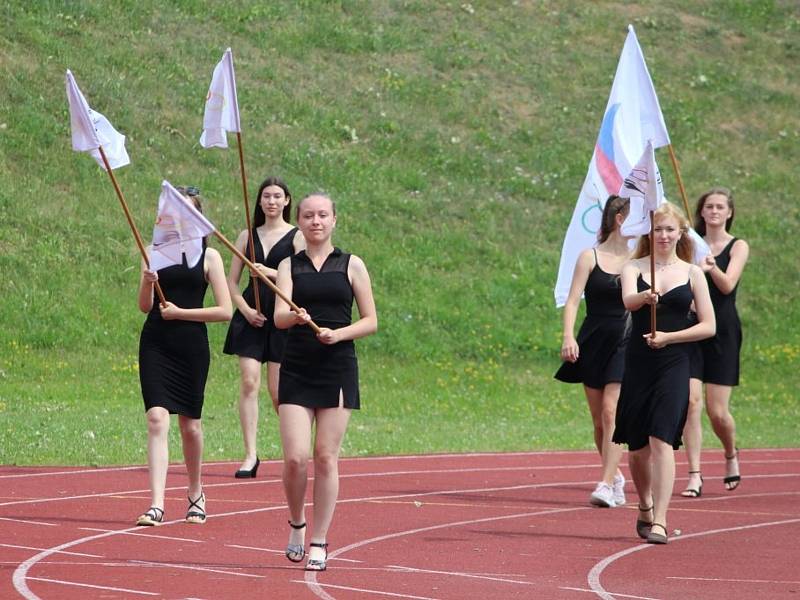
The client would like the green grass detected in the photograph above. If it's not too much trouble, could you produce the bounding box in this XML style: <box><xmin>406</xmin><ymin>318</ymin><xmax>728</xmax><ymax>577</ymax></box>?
<box><xmin>1</xmin><ymin>0</ymin><xmax>798</xmax><ymax>465</ymax></box>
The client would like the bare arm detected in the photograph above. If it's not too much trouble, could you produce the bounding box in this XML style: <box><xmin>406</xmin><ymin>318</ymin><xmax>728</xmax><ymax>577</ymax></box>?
<box><xmin>646</xmin><ymin>265</ymin><xmax>716</xmax><ymax>348</ymax></box>
<box><xmin>273</xmin><ymin>257</ymin><xmax>305</xmax><ymax>329</ymax></box>
<box><xmin>707</xmin><ymin>239</ymin><xmax>749</xmax><ymax>295</ymax></box>
<box><xmin>560</xmin><ymin>249</ymin><xmax>593</xmax><ymax>362</ymax></box>
<box><xmin>159</xmin><ymin>248</ymin><xmax>232</xmax><ymax>322</ymax></box>
<box><xmin>622</xmin><ymin>260</ymin><xmax>658</xmax><ymax>311</ymax></box>
<box><xmin>138</xmin><ymin>250</ymin><xmax>156</xmax><ymax>313</ymax></box>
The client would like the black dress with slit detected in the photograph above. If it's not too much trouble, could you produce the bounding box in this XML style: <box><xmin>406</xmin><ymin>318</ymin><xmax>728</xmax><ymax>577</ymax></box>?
<box><xmin>223</xmin><ymin>227</ymin><xmax>297</xmax><ymax>363</ymax></box>
<box><xmin>139</xmin><ymin>250</ymin><xmax>209</xmax><ymax>419</ymax></box>
<box><xmin>278</xmin><ymin>248</ymin><xmax>360</xmax><ymax>409</ymax></box>
<box><xmin>613</xmin><ymin>275</ymin><xmax>693</xmax><ymax>451</ymax></box>
<box><xmin>554</xmin><ymin>250</ymin><xmax>630</xmax><ymax>389</ymax></box>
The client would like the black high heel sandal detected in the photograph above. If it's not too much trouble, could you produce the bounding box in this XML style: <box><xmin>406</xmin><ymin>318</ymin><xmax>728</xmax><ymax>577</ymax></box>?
<box><xmin>305</xmin><ymin>542</ymin><xmax>328</xmax><ymax>572</ymax></box>
<box><xmin>235</xmin><ymin>457</ymin><xmax>260</xmax><ymax>479</ymax></box>
<box><xmin>636</xmin><ymin>504</ymin><xmax>653</xmax><ymax>539</ymax></box>
<box><xmin>724</xmin><ymin>448</ymin><xmax>741</xmax><ymax>491</ymax></box>
<box><xmin>681</xmin><ymin>470</ymin><xmax>703</xmax><ymax>498</ymax></box>
<box><xmin>286</xmin><ymin>521</ymin><xmax>306</xmax><ymax>563</ymax></box>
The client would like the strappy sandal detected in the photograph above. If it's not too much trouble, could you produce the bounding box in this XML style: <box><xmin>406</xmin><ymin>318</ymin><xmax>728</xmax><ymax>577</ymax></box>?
<box><xmin>636</xmin><ymin>504</ymin><xmax>653</xmax><ymax>539</ymax></box>
<box><xmin>286</xmin><ymin>521</ymin><xmax>307</xmax><ymax>563</ymax></box>
<box><xmin>680</xmin><ymin>471</ymin><xmax>703</xmax><ymax>498</ymax></box>
<box><xmin>724</xmin><ymin>449</ymin><xmax>741</xmax><ymax>491</ymax></box>
<box><xmin>305</xmin><ymin>542</ymin><xmax>328</xmax><ymax>572</ymax></box>
<box><xmin>185</xmin><ymin>491</ymin><xmax>206</xmax><ymax>524</ymax></box>
<box><xmin>647</xmin><ymin>522</ymin><xmax>668</xmax><ymax>544</ymax></box>
<box><xmin>136</xmin><ymin>506</ymin><xmax>164</xmax><ymax>527</ymax></box>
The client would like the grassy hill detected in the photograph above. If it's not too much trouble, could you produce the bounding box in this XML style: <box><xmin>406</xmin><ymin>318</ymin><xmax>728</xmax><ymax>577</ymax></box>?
<box><xmin>1</xmin><ymin>0</ymin><xmax>798</xmax><ymax>465</ymax></box>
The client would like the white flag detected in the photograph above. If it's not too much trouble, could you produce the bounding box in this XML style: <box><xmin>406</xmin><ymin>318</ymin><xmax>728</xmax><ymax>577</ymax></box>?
<box><xmin>619</xmin><ymin>140</ymin><xmax>664</xmax><ymax>236</ymax></box>
<box><xmin>554</xmin><ymin>25</ymin><xmax>669</xmax><ymax>306</ymax></box>
<box><xmin>65</xmin><ymin>70</ymin><xmax>130</xmax><ymax>170</ymax></box>
<box><xmin>150</xmin><ymin>181</ymin><xmax>216</xmax><ymax>271</ymax></box>
<box><xmin>199</xmin><ymin>48</ymin><xmax>241</xmax><ymax>148</ymax></box>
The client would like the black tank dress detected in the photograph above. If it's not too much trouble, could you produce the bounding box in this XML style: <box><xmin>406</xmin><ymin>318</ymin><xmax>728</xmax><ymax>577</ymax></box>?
<box><xmin>279</xmin><ymin>248</ymin><xmax>360</xmax><ymax>409</ymax></box>
<box><xmin>697</xmin><ymin>238</ymin><xmax>743</xmax><ymax>385</ymax></box>
<box><xmin>613</xmin><ymin>275</ymin><xmax>693</xmax><ymax>451</ymax></box>
<box><xmin>555</xmin><ymin>250</ymin><xmax>630</xmax><ymax>389</ymax></box>
<box><xmin>139</xmin><ymin>249</ymin><xmax>209</xmax><ymax>419</ymax></box>
<box><xmin>223</xmin><ymin>227</ymin><xmax>298</xmax><ymax>363</ymax></box>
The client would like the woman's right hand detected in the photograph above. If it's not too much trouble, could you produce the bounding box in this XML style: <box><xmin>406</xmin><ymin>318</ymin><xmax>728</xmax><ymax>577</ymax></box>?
<box><xmin>561</xmin><ymin>336</ymin><xmax>579</xmax><ymax>363</ymax></box>
<box><xmin>143</xmin><ymin>269</ymin><xmax>158</xmax><ymax>283</ymax></box>
<box><xmin>290</xmin><ymin>307</ymin><xmax>311</xmax><ymax>327</ymax></box>
<box><xmin>245</xmin><ymin>306</ymin><xmax>266</xmax><ymax>328</ymax></box>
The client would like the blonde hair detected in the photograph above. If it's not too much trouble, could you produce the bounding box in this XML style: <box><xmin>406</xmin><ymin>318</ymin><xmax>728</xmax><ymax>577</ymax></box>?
<box><xmin>632</xmin><ymin>201</ymin><xmax>694</xmax><ymax>262</ymax></box>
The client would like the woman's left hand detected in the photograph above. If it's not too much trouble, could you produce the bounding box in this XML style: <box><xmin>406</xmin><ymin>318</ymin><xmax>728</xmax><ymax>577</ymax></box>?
<box><xmin>316</xmin><ymin>327</ymin><xmax>339</xmax><ymax>345</ymax></box>
<box><xmin>159</xmin><ymin>301</ymin><xmax>181</xmax><ymax>320</ymax></box>
<box><xmin>643</xmin><ymin>331</ymin><xmax>670</xmax><ymax>350</ymax></box>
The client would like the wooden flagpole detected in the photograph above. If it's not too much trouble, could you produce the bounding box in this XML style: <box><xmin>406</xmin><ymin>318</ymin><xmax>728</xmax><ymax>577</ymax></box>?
<box><xmin>97</xmin><ymin>146</ymin><xmax>166</xmax><ymax>306</ymax></box>
<box><xmin>649</xmin><ymin>210</ymin><xmax>656</xmax><ymax>336</ymax></box>
<box><xmin>213</xmin><ymin>230</ymin><xmax>321</xmax><ymax>334</ymax></box>
<box><xmin>667</xmin><ymin>144</ymin><xmax>693</xmax><ymax>220</ymax></box>
<box><xmin>235</xmin><ymin>131</ymin><xmax>261</xmax><ymax>314</ymax></box>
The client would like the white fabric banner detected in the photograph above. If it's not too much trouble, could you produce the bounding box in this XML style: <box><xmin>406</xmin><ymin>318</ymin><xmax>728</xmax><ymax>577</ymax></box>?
<box><xmin>619</xmin><ymin>140</ymin><xmax>665</xmax><ymax>236</ymax></box>
<box><xmin>150</xmin><ymin>181</ymin><xmax>216</xmax><ymax>271</ymax></box>
<box><xmin>65</xmin><ymin>69</ymin><xmax>130</xmax><ymax>170</ymax></box>
<box><xmin>199</xmin><ymin>48</ymin><xmax>241</xmax><ymax>148</ymax></box>
<box><xmin>554</xmin><ymin>25</ymin><xmax>669</xmax><ymax>306</ymax></box>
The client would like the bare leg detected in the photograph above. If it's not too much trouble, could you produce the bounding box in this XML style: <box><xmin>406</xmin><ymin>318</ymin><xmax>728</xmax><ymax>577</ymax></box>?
<box><xmin>144</xmin><ymin>407</ymin><xmax>170</xmax><ymax>511</ymax></box>
<box><xmin>600</xmin><ymin>383</ymin><xmax>624</xmax><ymax>484</ymax></box>
<box><xmin>280</xmin><ymin>404</ymin><xmax>314</xmax><ymax>550</ymax></box>
<box><xmin>649</xmin><ymin>437</ymin><xmax>675</xmax><ymax>532</ymax></box>
<box><xmin>237</xmin><ymin>357</ymin><xmax>262</xmax><ymax>471</ymax></box>
<box><xmin>681</xmin><ymin>378</ymin><xmax>704</xmax><ymax>496</ymax></box>
<box><xmin>628</xmin><ymin>446</ymin><xmax>653</xmax><ymax>509</ymax></box>
<box><xmin>585</xmin><ymin>386</ymin><xmax>604</xmax><ymax>456</ymax></box>
<box><xmin>179</xmin><ymin>415</ymin><xmax>204</xmax><ymax>503</ymax></box>
<box><xmin>706</xmin><ymin>383</ymin><xmax>739</xmax><ymax>488</ymax></box>
<box><xmin>267</xmin><ymin>361</ymin><xmax>281</xmax><ymax>415</ymax></box>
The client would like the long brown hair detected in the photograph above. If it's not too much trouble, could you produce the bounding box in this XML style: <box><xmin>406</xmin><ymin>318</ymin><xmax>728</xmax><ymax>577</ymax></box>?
<box><xmin>694</xmin><ymin>187</ymin><xmax>734</xmax><ymax>236</ymax></box>
<box><xmin>633</xmin><ymin>201</ymin><xmax>694</xmax><ymax>262</ymax></box>
<box><xmin>597</xmin><ymin>195</ymin><xmax>630</xmax><ymax>243</ymax></box>
<box><xmin>253</xmin><ymin>176</ymin><xmax>292</xmax><ymax>227</ymax></box>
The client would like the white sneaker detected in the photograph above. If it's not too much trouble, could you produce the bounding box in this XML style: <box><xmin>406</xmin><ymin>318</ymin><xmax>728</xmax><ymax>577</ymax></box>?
<box><xmin>590</xmin><ymin>482</ymin><xmax>616</xmax><ymax>507</ymax></box>
<box><xmin>612</xmin><ymin>474</ymin><xmax>627</xmax><ymax>506</ymax></box>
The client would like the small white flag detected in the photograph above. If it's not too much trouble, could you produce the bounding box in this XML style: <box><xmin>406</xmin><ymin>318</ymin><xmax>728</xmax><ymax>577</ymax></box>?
<box><xmin>199</xmin><ymin>48</ymin><xmax>241</xmax><ymax>148</ymax></box>
<box><xmin>65</xmin><ymin>70</ymin><xmax>130</xmax><ymax>170</ymax></box>
<box><xmin>150</xmin><ymin>181</ymin><xmax>216</xmax><ymax>271</ymax></box>
<box><xmin>619</xmin><ymin>140</ymin><xmax>664</xmax><ymax>236</ymax></box>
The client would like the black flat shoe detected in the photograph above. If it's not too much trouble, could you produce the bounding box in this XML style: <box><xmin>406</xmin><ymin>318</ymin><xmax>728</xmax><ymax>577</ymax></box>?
<box><xmin>647</xmin><ymin>523</ymin><xmax>668</xmax><ymax>544</ymax></box>
<box><xmin>636</xmin><ymin>504</ymin><xmax>653</xmax><ymax>539</ymax></box>
<box><xmin>235</xmin><ymin>457</ymin><xmax>260</xmax><ymax>479</ymax></box>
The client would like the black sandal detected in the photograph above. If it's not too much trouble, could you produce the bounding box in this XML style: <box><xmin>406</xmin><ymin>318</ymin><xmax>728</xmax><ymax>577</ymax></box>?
<box><xmin>286</xmin><ymin>521</ymin><xmax>307</xmax><ymax>563</ymax></box>
<box><xmin>636</xmin><ymin>504</ymin><xmax>653</xmax><ymax>539</ymax></box>
<box><xmin>185</xmin><ymin>491</ymin><xmax>206</xmax><ymax>524</ymax></box>
<box><xmin>681</xmin><ymin>470</ymin><xmax>703</xmax><ymax>498</ymax></box>
<box><xmin>724</xmin><ymin>449</ymin><xmax>741</xmax><ymax>491</ymax></box>
<box><xmin>136</xmin><ymin>506</ymin><xmax>164</xmax><ymax>527</ymax></box>
<box><xmin>305</xmin><ymin>542</ymin><xmax>328</xmax><ymax>572</ymax></box>
<box><xmin>647</xmin><ymin>522</ymin><xmax>668</xmax><ymax>544</ymax></box>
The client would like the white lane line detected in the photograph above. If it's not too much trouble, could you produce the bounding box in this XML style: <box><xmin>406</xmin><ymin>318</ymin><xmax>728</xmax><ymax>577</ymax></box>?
<box><xmin>26</xmin><ymin>576</ymin><xmax>159</xmax><ymax>596</ymax></box>
<box><xmin>292</xmin><ymin>580</ymin><xmax>443</xmax><ymax>600</ymax></box>
<box><xmin>0</xmin><ymin>516</ymin><xmax>59</xmax><ymax>527</ymax></box>
<box><xmin>587</xmin><ymin>516</ymin><xmax>800</xmax><ymax>599</ymax></box>
<box><xmin>667</xmin><ymin>576</ymin><xmax>800</xmax><ymax>584</ymax></box>
<box><xmin>560</xmin><ymin>587</ymin><xmax>662</xmax><ymax>599</ymax></box>
<box><xmin>387</xmin><ymin>564</ymin><xmax>532</xmax><ymax>585</ymax></box>
<box><xmin>129</xmin><ymin>559</ymin><xmax>266</xmax><ymax>579</ymax></box>
<box><xmin>225</xmin><ymin>544</ymin><xmax>362</xmax><ymax>563</ymax></box>
<box><xmin>0</xmin><ymin>544</ymin><xmax>102</xmax><ymax>558</ymax></box>
<box><xmin>79</xmin><ymin>527</ymin><xmax>204</xmax><ymax>543</ymax></box>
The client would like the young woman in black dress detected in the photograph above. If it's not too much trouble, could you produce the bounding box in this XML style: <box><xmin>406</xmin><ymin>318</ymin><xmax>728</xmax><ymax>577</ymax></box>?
<box><xmin>223</xmin><ymin>177</ymin><xmax>304</xmax><ymax>478</ymax></box>
<box><xmin>681</xmin><ymin>188</ymin><xmax>749</xmax><ymax>497</ymax></box>
<box><xmin>556</xmin><ymin>195</ymin><xmax>632</xmax><ymax>508</ymax></box>
<box><xmin>274</xmin><ymin>193</ymin><xmax>377</xmax><ymax>571</ymax></box>
<box><xmin>613</xmin><ymin>202</ymin><xmax>715</xmax><ymax>544</ymax></box>
<box><xmin>136</xmin><ymin>187</ymin><xmax>232</xmax><ymax>526</ymax></box>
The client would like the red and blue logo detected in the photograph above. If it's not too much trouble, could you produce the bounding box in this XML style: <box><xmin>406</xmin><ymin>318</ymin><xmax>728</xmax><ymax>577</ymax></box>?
<box><xmin>595</xmin><ymin>103</ymin><xmax>623</xmax><ymax>195</ymax></box>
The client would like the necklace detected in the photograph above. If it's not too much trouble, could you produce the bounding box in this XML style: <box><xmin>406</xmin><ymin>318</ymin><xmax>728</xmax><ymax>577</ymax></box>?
<box><xmin>654</xmin><ymin>259</ymin><xmax>677</xmax><ymax>271</ymax></box>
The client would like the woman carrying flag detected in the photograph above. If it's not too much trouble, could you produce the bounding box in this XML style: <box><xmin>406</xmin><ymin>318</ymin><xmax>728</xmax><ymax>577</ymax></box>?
<box><xmin>136</xmin><ymin>186</ymin><xmax>232</xmax><ymax>526</ymax></box>
<box><xmin>613</xmin><ymin>202</ymin><xmax>715</xmax><ymax>544</ymax></box>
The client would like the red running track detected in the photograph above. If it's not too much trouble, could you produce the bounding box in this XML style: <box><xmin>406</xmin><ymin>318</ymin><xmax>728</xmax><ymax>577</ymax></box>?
<box><xmin>1</xmin><ymin>449</ymin><xmax>799</xmax><ymax>599</ymax></box>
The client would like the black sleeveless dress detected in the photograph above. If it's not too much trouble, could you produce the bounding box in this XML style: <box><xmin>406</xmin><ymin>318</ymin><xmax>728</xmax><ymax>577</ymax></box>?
<box><xmin>613</xmin><ymin>275</ymin><xmax>693</xmax><ymax>451</ymax></box>
<box><xmin>139</xmin><ymin>249</ymin><xmax>209</xmax><ymax>419</ymax></box>
<box><xmin>554</xmin><ymin>250</ymin><xmax>630</xmax><ymax>389</ymax></box>
<box><xmin>223</xmin><ymin>227</ymin><xmax>298</xmax><ymax>363</ymax></box>
<box><xmin>697</xmin><ymin>238</ymin><xmax>743</xmax><ymax>385</ymax></box>
<box><xmin>279</xmin><ymin>248</ymin><xmax>360</xmax><ymax>409</ymax></box>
